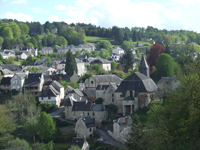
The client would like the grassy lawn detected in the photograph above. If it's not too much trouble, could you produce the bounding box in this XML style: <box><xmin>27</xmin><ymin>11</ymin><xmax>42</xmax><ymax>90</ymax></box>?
<box><xmin>14</xmin><ymin>61</ymin><xmax>21</xmax><ymax>65</ymax></box>
<box><xmin>86</xmin><ymin>36</ymin><xmax>114</xmax><ymax>42</ymax></box>
<box><xmin>53</xmin><ymin>143</ymin><xmax>70</xmax><ymax>150</ymax></box>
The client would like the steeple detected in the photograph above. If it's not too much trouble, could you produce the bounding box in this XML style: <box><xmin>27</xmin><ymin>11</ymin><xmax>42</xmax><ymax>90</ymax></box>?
<box><xmin>139</xmin><ymin>54</ymin><xmax>149</xmax><ymax>77</ymax></box>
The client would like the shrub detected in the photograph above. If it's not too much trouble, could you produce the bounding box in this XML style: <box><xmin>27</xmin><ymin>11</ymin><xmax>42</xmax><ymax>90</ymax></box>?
<box><xmin>96</xmin><ymin>98</ymin><xmax>103</xmax><ymax>104</ymax></box>
<box><xmin>39</xmin><ymin>102</ymin><xmax>54</xmax><ymax>113</ymax></box>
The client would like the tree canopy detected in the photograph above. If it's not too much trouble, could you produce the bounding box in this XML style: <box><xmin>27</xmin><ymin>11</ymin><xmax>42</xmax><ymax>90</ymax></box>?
<box><xmin>65</xmin><ymin>49</ymin><xmax>77</xmax><ymax>77</ymax></box>
<box><xmin>120</xmin><ymin>49</ymin><xmax>135</xmax><ymax>72</ymax></box>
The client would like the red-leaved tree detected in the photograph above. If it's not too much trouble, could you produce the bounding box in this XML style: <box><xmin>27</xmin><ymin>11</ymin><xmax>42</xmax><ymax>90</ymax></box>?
<box><xmin>146</xmin><ymin>43</ymin><xmax>165</xmax><ymax>73</ymax></box>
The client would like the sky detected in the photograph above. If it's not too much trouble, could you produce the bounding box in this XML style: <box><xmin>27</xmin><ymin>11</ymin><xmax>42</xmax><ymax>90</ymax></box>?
<box><xmin>0</xmin><ymin>0</ymin><xmax>200</xmax><ymax>32</ymax></box>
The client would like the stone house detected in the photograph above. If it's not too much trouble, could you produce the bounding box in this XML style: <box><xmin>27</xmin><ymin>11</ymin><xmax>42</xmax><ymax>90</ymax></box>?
<box><xmin>75</xmin><ymin>58</ymin><xmax>87</xmax><ymax>76</ymax></box>
<box><xmin>114</xmin><ymin>56</ymin><xmax>157</xmax><ymax>115</ymax></box>
<box><xmin>108</xmin><ymin>116</ymin><xmax>132</xmax><ymax>144</ymax></box>
<box><xmin>20</xmin><ymin>47</ymin><xmax>37</xmax><ymax>56</ymax></box>
<box><xmin>3</xmin><ymin>50</ymin><xmax>16</xmax><ymax>58</ymax></box>
<box><xmin>0</xmin><ymin>77</ymin><xmax>12</xmax><ymax>92</ymax></box>
<box><xmin>66</xmin><ymin>88</ymin><xmax>86</xmax><ymax>101</ymax></box>
<box><xmin>23</xmin><ymin>73</ymin><xmax>44</xmax><ymax>96</ymax></box>
<box><xmin>90</xmin><ymin>58</ymin><xmax>111</xmax><ymax>71</ymax></box>
<box><xmin>42</xmin><ymin>47</ymin><xmax>53</xmax><ymax>55</ymax></box>
<box><xmin>68</xmin><ymin>137</ymin><xmax>90</xmax><ymax>150</ymax></box>
<box><xmin>96</xmin><ymin>83</ymin><xmax>118</xmax><ymax>105</ymax></box>
<box><xmin>112</xmin><ymin>47</ymin><xmax>125</xmax><ymax>55</ymax></box>
<box><xmin>0</xmin><ymin>69</ymin><xmax>14</xmax><ymax>77</ymax></box>
<box><xmin>11</xmin><ymin>72</ymin><xmax>27</xmax><ymax>91</ymax></box>
<box><xmin>38</xmin><ymin>80</ymin><xmax>64</xmax><ymax>108</ymax></box>
<box><xmin>64</xmin><ymin>97</ymin><xmax>107</xmax><ymax>125</ymax></box>
<box><xmin>75</xmin><ymin>116</ymin><xmax>96</xmax><ymax>138</ymax></box>
<box><xmin>0</xmin><ymin>64</ymin><xmax>22</xmax><ymax>74</ymax></box>
<box><xmin>84</xmin><ymin>75</ymin><xmax>122</xmax><ymax>98</ymax></box>
<box><xmin>16</xmin><ymin>51</ymin><xmax>28</xmax><ymax>60</ymax></box>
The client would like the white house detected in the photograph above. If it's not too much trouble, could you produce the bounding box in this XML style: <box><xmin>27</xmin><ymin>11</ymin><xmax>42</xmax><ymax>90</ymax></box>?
<box><xmin>112</xmin><ymin>47</ymin><xmax>125</xmax><ymax>55</ymax></box>
<box><xmin>90</xmin><ymin>58</ymin><xmax>111</xmax><ymax>71</ymax></box>
<box><xmin>16</xmin><ymin>52</ymin><xmax>28</xmax><ymax>60</ymax></box>
<box><xmin>11</xmin><ymin>72</ymin><xmax>27</xmax><ymax>91</ymax></box>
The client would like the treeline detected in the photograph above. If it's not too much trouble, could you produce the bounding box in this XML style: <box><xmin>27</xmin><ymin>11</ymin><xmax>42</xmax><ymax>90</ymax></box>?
<box><xmin>1</xmin><ymin>19</ymin><xmax>200</xmax><ymax>50</ymax></box>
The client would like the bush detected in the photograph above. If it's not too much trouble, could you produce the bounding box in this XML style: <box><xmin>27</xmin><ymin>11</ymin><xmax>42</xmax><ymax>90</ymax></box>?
<box><xmin>96</xmin><ymin>98</ymin><xmax>103</xmax><ymax>104</ymax></box>
<box><xmin>39</xmin><ymin>102</ymin><xmax>55</xmax><ymax>113</ymax></box>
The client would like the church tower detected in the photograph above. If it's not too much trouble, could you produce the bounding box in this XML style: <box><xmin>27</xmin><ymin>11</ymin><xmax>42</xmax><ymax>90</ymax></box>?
<box><xmin>139</xmin><ymin>54</ymin><xmax>149</xmax><ymax>77</ymax></box>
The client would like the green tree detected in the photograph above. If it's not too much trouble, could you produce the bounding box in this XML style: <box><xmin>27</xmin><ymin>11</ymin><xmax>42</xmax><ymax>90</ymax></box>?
<box><xmin>19</xmin><ymin>23</ymin><xmax>29</xmax><ymax>35</ymax></box>
<box><xmin>9</xmin><ymin>22</ymin><xmax>21</xmax><ymax>39</ymax></box>
<box><xmin>57</xmin><ymin>36</ymin><xmax>68</xmax><ymax>46</ymax></box>
<box><xmin>120</xmin><ymin>49</ymin><xmax>135</xmax><ymax>72</ymax></box>
<box><xmin>74</xmin><ymin>51</ymin><xmax>81</xmax><ymax>58</ymax></box>
<box><xmin>27</xmin><ymin>42</ymin><xmax>34</xmax><ymax>48</ymax></box>
<box><xmin>30</xmin><ymin>37</ymin><xmax>38</xmax><ymax>47</ymax></box>
<box><xmin>7</xmin><ymin>138</ymin><xmax>32</xmax><ymax>150</ymax></box>
<box><xmin>65</xmin><ymin>49</ymin><xmax>77</xmax><ymax>77</ymax></box>
<box><xmin>2</xmin><ymin>27</ymin><xmax>13</xmax><ymax>39</ymax></box>
<box><xmin>136</xmin><ymin>49</ymin><xmax>141</xmax><ymax>58</ymax></box>
<box><xmin>37</xmin><ymin>112</ymin><xmax>56</xmax><ymax>141</ymax></box>
<box><xmin>0</xmin><ymin>36</ymin><xmax>4</xmax><ymax>49</ymax></box>
<box><xmin>155</xmin><ymin>53</ymin><xmax>178</xmax><ymax>81</ymax></box>
<box><xmin>47</xmin><ymin>34</ymin><xmax>55</xmax><ymax>47</ymax></box>
<box><xmin>111</xmin><ymin>61</ymin><xmax>117</xmax><ymax>70</ymax></box>
<box><xmin>5</xmin><ymin>57</ymin><xmax>15</xmax><ymax>64</ymax></box>
<box><xmin>2</xmin><ymin>37</ymin><xmax>11</xmax><ymax>49</ymax></box>
<box><xmin>132</xmin><ymin>30</ymin><xmax>138</xmax><ymax>42</ymax></box>
<box><xmin>99</xmin><ymin>49</ymin><xmax>110</xmax><ymax>59</ymax></box>
<box><xmin>96</xmin><ymin>41</ymin><xmax>113</xmax><ymax>53</ymax></box>
<box><xmin>0</xmin><ymin>105</ymin><xmax>16</xmax><ymax>148</ymax></box>
<box><xmin>69</xmin><ymin>145</ymin><xmax>81</xmax><ymax>150</ymax></box>
<box><xmin>124</xmin><ymin>32</ymin><xmax>130</xmax><ymax>41</ymax></box>
<box><xmin>121</xmin><ymin>41</ymin><xmax>134</xmax><ymax>50</ymax></box>
<box><xmin>36</xmin><ymin>23</ymin><xmax>43</xmax><ymax>34</ymax></box>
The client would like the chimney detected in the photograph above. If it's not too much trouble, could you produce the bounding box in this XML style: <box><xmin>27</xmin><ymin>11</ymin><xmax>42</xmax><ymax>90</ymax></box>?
<box><xmin>55</xmin><ymin>62</ymin><xmax>58</xmax><ymax>69</ymax></box>
<box><xmin>125</xmin><ymin>116</ymin><xmax>128</xmax><ymax>124</ymax></box>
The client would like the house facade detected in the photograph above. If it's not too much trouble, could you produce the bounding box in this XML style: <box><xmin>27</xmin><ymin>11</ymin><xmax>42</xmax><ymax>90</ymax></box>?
<box><xmin>42</xmin><ymin>47</ymin><xmax>53</xmax><ymax>55</ymax></box>
<box><xmin>75</xmin><ymin>116</ymin><xmax>96</xmax><ymax>138</ymax></box>
<box><xmin>90</xmin><ymin>58</ymin><xmax>111</xmax><ymax>71</ymax></box>
<box><xmin>16</xmin><ymin>52</ymin><xmax>28</xmax><ymax>60</ymax></box>
<box><xmin>64</xmin><ymin>97</ymin><xmax>107</xmax><ymax>125</ymax></box>
<box><xmin>112</xmin><ymin>47</ymin><xmax>125</xmax><ymax>55</ymax></box>
<box><xmin>11</xmin><ymin>73</ymin><xmax>27</xmax><ymax>91</ymax></box>
<box><xmin>23</xmin><ymin>73</ymin><xmax>44</xmax><ymax>96</ymax></box>
<box><xmin>0</xmin><ymin>77</ymin><xmax>12</xmax><ymax>92</ymax></box>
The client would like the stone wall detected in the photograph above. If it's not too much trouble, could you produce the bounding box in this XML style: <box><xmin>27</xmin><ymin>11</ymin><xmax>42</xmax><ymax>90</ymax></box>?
<box><xmin>58</xmin><ymin>126</ymin><xmax>74</xmax><ymax>135</ymax></box>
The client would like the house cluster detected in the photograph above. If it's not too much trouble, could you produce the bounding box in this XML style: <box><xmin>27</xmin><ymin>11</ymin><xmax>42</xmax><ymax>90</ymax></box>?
<box><xmin>0</xmin><ymin>49</ymin><xmax>15</xmax><ymax>59</ymax></box>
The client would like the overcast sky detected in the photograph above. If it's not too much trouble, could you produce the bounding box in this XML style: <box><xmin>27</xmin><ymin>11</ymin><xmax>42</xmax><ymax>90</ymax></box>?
<box><xmin>0</xmin><ymin>0</ymin><xmax>200</xmax><ymax>32</ymax></box>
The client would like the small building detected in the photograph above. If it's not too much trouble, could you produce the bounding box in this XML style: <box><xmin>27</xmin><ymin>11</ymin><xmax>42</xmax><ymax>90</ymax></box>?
<box><xmin>112</xmin><ymin>47</ymin><xmax>125</xmax><ymax>55</ymax></box>
<box><xmin>16</xmin><ymin>51</ymin><xmax>28</xmax><ymax>60</ymax></box>
<box><xmin>0</xmin><ymin>77</ymin><xmax>12</xmax><ymax>92</ymax></box>
<box><xmin>75</xmin><ymin>116</ymin><xmax>96</xmax><ymax>138</ymax></box>
<box><xmin>38</xmin><ymin>80</ymin><xmax>64</xmax><ymax>108</ymax></box>
<box><xmin>23</xmin><ymin>73</ymin><xmax>44</xmax><ymax>96</ymax></box>
<box><xmin>66</xmin><ymin>88</ymin><xmax>86</xmax><ymax>101</ymax></box>
<box><xmin>42</xmin><ymin>47</ymin><xmax>53</xmax><ymax>55</ymax></box>
<box><xmin>108</xmin><ymin>116</ymin><xmax>132</xmax><ymax>144</ymax></box>
<box><xmin>68</xmin><ymin>137</ymin><xmax>90</xmax><ymax>150</ymax></box>
<box><xmin>64</xmin><ymin>97</ymin><xmax>107</xmax><ymax>125</ymax></box>
<box><xmin>11</xmin><ymin>72</ymin><xmax>27</xmax><ymax>91</ymax></box>
<box><xmin>90</xmin><ymin>58</ymin><xmax>111</xmax><ymax>71</ymax></box>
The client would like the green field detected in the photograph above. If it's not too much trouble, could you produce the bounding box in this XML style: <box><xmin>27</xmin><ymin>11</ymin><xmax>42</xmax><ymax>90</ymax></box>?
<box><xmin>86</xmin><ymin>36</ymin><xmax>114</xmax><ymax>42</ymax></box>
<box><xmin>14</xmin><ymin>61</ymin><xmax>21</xmax><ymax>65</ymax></box>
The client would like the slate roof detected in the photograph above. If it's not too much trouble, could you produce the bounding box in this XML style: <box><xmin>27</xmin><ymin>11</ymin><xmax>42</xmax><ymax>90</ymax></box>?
<box><xmin>90</xmin><ymin>104</ymin><xmax>104</xmax><ymax>111</ymax></box>
<box><xmin>1</xmin><ymin>64</ymin><xmax>22</xmax><ymax>71</ymax></box>
<box><xmin>24</xmin><ymin>73</ymin><xmax>42</xmax><ymax>87</ymax></box>
<box><xmin>16</xmin><ymin>51</ymin><xmax>24</xmax><ymax>55</ymax></box>
<box><xmin>72</xmin><ymin>101</ymin><xmax>93</xmax><ymax>111</ymax></box>
<box><xmin>16</xmin><ymin>73</ymin><xmax>26</xmax><ymax>79</ymax></box>
<box><xmin>0</xmin><ymin>77</ymin><xmax>12</xmax><ymax>85</ymax></box>
<box><xmin>115</xmin><ymin>72</ymin><xmax>158</xmax><ymax>96</ymax></box>
<box><xmin>59</xmin><ymin>60</ymin><xmax>66</xmax><ymax>64</ymax></box>
<box><xmin>90</xmin><ymin>58</ymin><xmax>110</xmax><ymax>64</ymax></box>
<box><xmin>92</xmin><ymin>75</ymin><xmax>122</xmax><ymax>83</ymax></box>
<box><xmin>68</xmin><ymin>137</ymin><xmax>84</xmax><ymax>149</ymax></box>
<box><xmin>38</xmin><ymin>85</ymin><xmax>59</xmax><ymax>97</ymax></box>
<box><xmin>68</xmin><ymin>89</ymin><xmax>84</xmax><ymax>96</ymax></box>
<box><xmin>50</xmin><ymin>74</ymin><xmax>70</xmax><ymax>82</ymax></box>
<box><xmin>1</xmin><ymin>69</ymin><xmax>14</xmax><ymax>75</ymax></box>
<box><xmin>81</xmin><ymin>116</ymin><xmax>95</xmax><ymax>128</ymax></box>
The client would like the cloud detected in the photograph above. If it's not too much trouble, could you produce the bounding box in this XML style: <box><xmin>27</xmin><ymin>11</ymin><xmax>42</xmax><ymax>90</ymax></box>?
<box><xmin>49</xmin><ymin>15</ymin><xmax>59</xmax><ymax>22</ymax></box>
<box><xmin>6</xmin><ymin>12</ymin><xmax>32</xmax><ymax>22</ymax></box>
<box><xmin>12</xmin><ymin>0</ymin><xmax>26</xmax><ymax>4</ymax></box>
<box><xmin>29</xmin><ymin>7</ymin><xmax>41</xmax><ymax>13</ymax></box>
<box><xmin>55</xmin><ymin>5</ymin><xmax>67</xmax><ymax>10</ymax></box>
<box><xmin>59</xmin><ymin>0</ymin><xmax>200</xmax><ymax>32</ymax></box>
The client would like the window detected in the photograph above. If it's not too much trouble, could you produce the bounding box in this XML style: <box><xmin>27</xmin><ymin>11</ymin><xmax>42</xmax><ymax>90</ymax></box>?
<box><xmin>112</xmin><ymin>94</ymin><xmax>114</xmax><ymax>97</ymax></box>
<box><xmin>93</xmin><ymin>112</ymin><xmax>95</xmax><ymax>116</ymax></box>
<box><xmin>42</xmin><ymin>97</ymin><xmax>43</xmax><ymax>100</ymax></box>
<box><xmin>112</xmin><ymin>99</ymin><xmax>114</xmax><ymax>102</ymax></box>
<box><xmin>91</xmin><ymin>81</ymin><xmax>93</xmax><ymax>84</ymax></box>
<box><xmin>88</xmin><ymin>112</ymin><xmax>89</xmax><ymax>115</ymax></box>
<box><xmin>90</xmin><ymin>128</ymin><xmax>92</xmax><ymax>132</ymax></box>
<box><xmin>48</xmin><ymin>97</ymin><xmax>50</xmax><ymax>99</ymax></box>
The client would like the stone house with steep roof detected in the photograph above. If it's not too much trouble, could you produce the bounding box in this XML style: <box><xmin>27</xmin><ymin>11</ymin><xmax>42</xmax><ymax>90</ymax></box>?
<box><xmin>66</xmin><ymin>88</ymin><xmax>86</xmax><ymax>101</ymax></box>
<box><xmin>75</xmin><ymin>116</ymin><xmax>96</xmax><ymax>138</ymax></box>
<box><xmin>23</xmin><ymin>73</ymin><xmax>44</xmax><ymax>96</ymax></box>
<box><xmin>64</xmin><ymin>97</ymin><xmax>107</xmax><ymax>125</ymax></box>
<box><xmin>38</xmin><ymin>80</ymin><xmax>64</xmax><ymax>107</ymax></box>
<box><xmin>84</xmin><ymin>74</ymin><xmax>122</xmax><ymax>98</ymax></box>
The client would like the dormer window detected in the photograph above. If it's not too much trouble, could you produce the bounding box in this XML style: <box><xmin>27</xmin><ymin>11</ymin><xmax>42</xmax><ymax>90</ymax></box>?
<box><xmin>91</xmin><ymin>81</ymin><xmax>93</xmax><ymax>84</ymax></box>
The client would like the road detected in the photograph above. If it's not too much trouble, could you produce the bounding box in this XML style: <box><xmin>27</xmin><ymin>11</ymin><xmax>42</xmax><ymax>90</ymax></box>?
<box><xmin>96</xmin><ymin>128</ymin><xmax>126</xmax><ymax>148</ymax></box>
